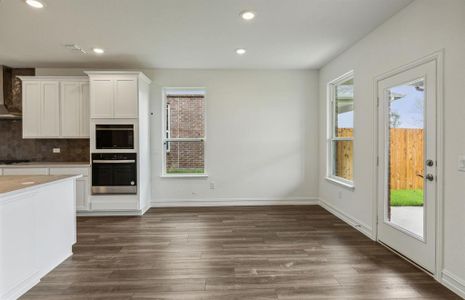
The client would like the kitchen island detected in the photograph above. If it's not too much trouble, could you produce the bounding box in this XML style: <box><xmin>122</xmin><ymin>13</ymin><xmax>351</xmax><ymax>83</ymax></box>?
<box><xmin>0</xmin><ymin>175</ymin><xmax>80</xmax><ymax>300</ymax></box>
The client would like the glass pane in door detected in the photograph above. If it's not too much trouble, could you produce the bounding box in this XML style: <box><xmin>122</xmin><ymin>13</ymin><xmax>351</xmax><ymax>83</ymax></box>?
<box><xmin>387</xmin><ymin>78</ymin><xmax>425</xmax><ymax>238</ymax></box>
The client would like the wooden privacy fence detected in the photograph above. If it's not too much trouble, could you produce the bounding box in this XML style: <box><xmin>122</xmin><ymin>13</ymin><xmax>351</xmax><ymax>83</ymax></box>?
<box><xmin>335</xmin><ymin>128</ymin><xmax>424</xmax><ymax>190</ymax></box>
<box><xmin>336</xmin><ymin>128</ymin><xmax>353</xmax><ymax>180</ymax></box>
<box><xmin>389</xmin><ymin>128</ymin><xmax>424</xmax><ymax>190</ymax></box>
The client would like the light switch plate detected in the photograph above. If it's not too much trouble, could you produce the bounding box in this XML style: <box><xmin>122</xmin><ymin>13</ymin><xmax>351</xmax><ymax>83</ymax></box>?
<box><xmin>53</xmin><ymin>148</ymin><xmax>61</xmax><ymax>154</ymax></box>
<box><xmin>458</xmin><ymin>155</ymin><xmax>465</xmax><ymax>172</ymax></box>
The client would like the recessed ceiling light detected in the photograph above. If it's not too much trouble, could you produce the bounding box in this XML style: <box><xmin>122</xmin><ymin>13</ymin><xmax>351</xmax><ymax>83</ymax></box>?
<box><xmin>240</xmin><ymin>11</ymin><xmax>255</xmax><ymax>21</ymax></box>
<box><xmin>236</xmin><ymin>48</ymin><xmax>246</xmax><ymax>55</ymax></box>
<box><xmin>92</xmin><ymin>48</ymin><xmax>105</xmax><ymax>54</ymax></box>
<box><xmin>25</xmin><ymin>0</ymin><xmax>45</xmax><ymax>8</ymax></box>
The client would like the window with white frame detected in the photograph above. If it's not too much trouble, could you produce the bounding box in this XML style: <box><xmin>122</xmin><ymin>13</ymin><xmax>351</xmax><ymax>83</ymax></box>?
<box><xmin>327</xmin><ymin>72</ymin><xmax>354</xmax><ymax>186</ymax></box>
<box><xmin>162</xmin><ymin>88</ymin><xmax>206</xmax><ymax>176</ymax></box>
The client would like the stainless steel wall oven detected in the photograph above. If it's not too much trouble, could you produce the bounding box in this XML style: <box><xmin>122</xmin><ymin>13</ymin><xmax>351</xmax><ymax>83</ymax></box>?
<box><xmin>92</xmin><ymin>153</ymin><xmax>137</xmax><ymax>194</ymax></box>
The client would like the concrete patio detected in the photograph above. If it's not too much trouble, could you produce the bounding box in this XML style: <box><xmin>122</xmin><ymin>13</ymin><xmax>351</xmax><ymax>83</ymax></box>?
<box><xmin>390</xmin><ymin>206</ymin><xmax>424</xmax><ymax>237</ymax></box>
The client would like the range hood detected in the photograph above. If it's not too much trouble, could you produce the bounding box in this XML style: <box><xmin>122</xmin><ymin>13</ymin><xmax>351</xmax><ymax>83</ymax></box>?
<box><xmin>0</xmin><ymin>66</ymin><xmax>22</xmax><ymax>119</ymax></box>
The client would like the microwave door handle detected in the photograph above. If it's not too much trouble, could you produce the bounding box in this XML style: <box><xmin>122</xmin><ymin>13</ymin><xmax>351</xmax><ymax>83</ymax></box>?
<box><xmin>92</xmin><ymin>160</ymin><xmax>136</xmax><ymax>164</ymax></box>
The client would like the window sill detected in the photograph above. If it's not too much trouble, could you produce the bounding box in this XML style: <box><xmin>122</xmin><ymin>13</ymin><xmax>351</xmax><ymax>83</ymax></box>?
<box><xmin>325</xmin><ymin>177</ymin><xmax>355</xmax><ymax>190</ymax></box>
<box><xmin>161</xmin><ymin>174</ymin><xmax>209</xmax><ymax>178</ymax></box>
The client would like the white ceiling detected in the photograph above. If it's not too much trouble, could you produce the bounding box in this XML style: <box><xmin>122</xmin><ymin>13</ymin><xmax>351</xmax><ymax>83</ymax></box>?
<box><xmin>0</xmin><ymin>0</ymin><xmax>413</xmax><ymax>69</ymax></box>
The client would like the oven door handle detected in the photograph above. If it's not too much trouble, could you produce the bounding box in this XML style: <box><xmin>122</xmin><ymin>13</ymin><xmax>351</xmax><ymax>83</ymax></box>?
<box><xmin>96</xmin><ymin>128</ymin><xmax>134</xmax><ymax>131</ymax></box>
<box><xmin>92</xmin><ymin>160</ymin><xmax>136</xmax><ymax>164</ymax></box>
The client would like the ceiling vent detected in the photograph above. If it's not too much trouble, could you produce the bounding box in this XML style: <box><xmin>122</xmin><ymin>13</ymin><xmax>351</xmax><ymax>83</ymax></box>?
<box><xmin>64</xmin><ymin>44</ymin><xmax>87</xmax><ymax>54</ymax></box>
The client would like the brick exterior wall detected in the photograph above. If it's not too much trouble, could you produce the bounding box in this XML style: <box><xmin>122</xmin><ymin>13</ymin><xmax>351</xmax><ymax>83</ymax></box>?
<box><xmin>166</xmin><ymin>95</ymin><xmax>205</xmax><ymax>171</ymax></box>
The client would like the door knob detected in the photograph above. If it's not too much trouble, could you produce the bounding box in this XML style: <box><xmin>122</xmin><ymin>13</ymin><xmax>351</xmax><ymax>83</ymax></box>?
<box><xmin>426</xmin><ymin>159</ymin><xmax>434</xmax><ymax>167</ymax></box>
<box><xmin>425</xmin><ymin>174</ymin><xmax>434</xmax><ymax>181</ymax></box>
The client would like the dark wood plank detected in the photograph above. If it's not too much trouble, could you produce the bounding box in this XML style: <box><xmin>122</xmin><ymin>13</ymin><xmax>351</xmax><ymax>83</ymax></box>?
<box><xmin>21</xmin><ymin>206</ymin><xmax>460</xmax><ymax>300</ymax></box>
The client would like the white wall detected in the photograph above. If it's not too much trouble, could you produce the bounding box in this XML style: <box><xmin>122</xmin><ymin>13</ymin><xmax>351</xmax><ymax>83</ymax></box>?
<box><xmin>318</xmin><ymin>0</ymin><xmax>465</xmax><ymax>296</ymax></box>
<box><xmin>37</xmin><ymin>68</ymin><xmax>320</xmax><ymax>206</ymax></box>
<box><xmin>149</xmin><ymin>69</ymin><xmax>319</xmax><ymax>206</ymax></box>
<box><xmin>32</xmin><ymin>1</ymin><xmax>465</xmax><ymax>296</ymax></box>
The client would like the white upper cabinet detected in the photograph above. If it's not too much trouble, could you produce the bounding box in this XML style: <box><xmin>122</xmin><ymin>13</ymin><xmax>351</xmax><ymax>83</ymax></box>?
<box><xmin>115</xmin><ymin>79</ymin><xmax>138</xmax><ymax>118</ymax></box>
<box><xmin>41</xmin><ymin>82</ymin><xmax>60</xmax><ymax>137</ymax></box>
<box><xmin>61</xmin><ymin>81</ymin><xmax>90</xmax><ymax>137</ymax></box>
<box><xmin>61</xmin><ymin>82</ymin><xmax>80</xmax><ymax>137</ymax></box>
<box><xmin>22</xmin><ymin>81</ymin><xmax>41</xmax><ymax>138</ymax></box>
<box><xmin>19</xmin><ymin>76</ymin><xmax>90</xmax><ymax>139</ymax></box>
<box><xmin>86</xmin><ymin>72</ymin><xmax>149</xmax><ymax>119</ymax></box>
<box><xmin>90</xmin><ymin>79</ymin><xmax>114</xmax><ymax>118</ymax></box>
<box><xmin>22</xmin><ymin>80</ymin><xmax>60</xmax><ymax>138</ymax></box>
<box><xmin>80</xmin><ymin>83</ymin><xmax>90</xmax><ymax>136</ymax></box>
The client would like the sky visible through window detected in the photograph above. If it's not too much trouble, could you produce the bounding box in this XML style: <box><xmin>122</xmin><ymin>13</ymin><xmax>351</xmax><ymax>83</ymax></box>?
<box><xmin>337</xmin><ymin>111</ymin><xmax>354</xmax><ymax>129</ymax></box>
<box><xmin>389</xmin><ymin>82</ymin><xmax>424</xmax><ymax>129</ymax></box>
<box><xmin>336</xmin><ymin>82</ymin><xmax>354</xmax><ymax>129</ymax></box>
<box><xmin>336</xmin><ymin>80</ymin><xmax>424</xmax><ymax>129</ymax></box>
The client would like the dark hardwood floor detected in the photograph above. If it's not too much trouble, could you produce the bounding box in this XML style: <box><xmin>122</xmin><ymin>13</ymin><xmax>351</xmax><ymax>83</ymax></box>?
<box><xmin>22</xmin><ymin>206</ymin><xmax>460</xmax><ymax>299</ymax></box>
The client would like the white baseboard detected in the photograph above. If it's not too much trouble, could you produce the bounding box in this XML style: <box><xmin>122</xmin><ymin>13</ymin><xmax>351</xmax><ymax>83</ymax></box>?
<box><xmin>2</xmin><ymin>251</ymin><xmax>73</xmax><ymax>300</ymax></box>
<box><xmin>319</xmin><ymin>197</ymin><xmax>374</xmax><ymax>240</ymax></box>
<box><xmin>151</xmin><ymin>197</ymin><xmax>319</xmax><ymax>208</ymax></box>
<box><xmin>2</xmin><ymin>272</ymin><xmax>40</xmax><ymax>300</ymax></box>
<box><xmin>141</xmin><ymin>205</ymin><xmax>151</xmax><ymax>215</ymax></box>
<box><xmin>442</xmin><ymin>270</ymin><xmax>465</xmax><ymax>299</ymax></box>
<box><xmin>77</xmin><ymin>210</ymin><xmax>143</xmax><ymax>217</ymax></box>
<box><xmin>37</xmin><ymin>251</ymin><xmax>73</xmax><ymax>278</ymax></box>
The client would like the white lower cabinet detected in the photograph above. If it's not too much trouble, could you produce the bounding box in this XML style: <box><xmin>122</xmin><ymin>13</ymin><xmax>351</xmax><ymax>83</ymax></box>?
<box><xmin>75</xmin><ymin>179</ymin><xmax>88</xmax><ymax>211</ymax></box>
<box><xmin>0</xmin><ymin>177</ymin><xmax>76</xmax><ymax>300</ymax></box>
<box><xmin>49</xmin><ymin>167</ymin><xmax>90</xmax><ymax>211</ymax></box>
<box><xmin>1</xmin><ymin>166</ymin><xmax>90</xmax><ymax>211</ymax></box>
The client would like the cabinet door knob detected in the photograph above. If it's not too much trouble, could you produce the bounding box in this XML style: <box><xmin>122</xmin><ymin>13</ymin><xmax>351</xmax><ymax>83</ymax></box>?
<box><xmin>426</xmin><ymin>159</ymin><xmax>434</xmax><ymax>167</ymax></box>
<box><xmin>426</xmin><ymin>174</ymin><xmax>434</xmax><ymax>181</ymax></box>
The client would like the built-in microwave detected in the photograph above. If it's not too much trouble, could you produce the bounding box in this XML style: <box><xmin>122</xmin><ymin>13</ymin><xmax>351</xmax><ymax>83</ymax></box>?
<box><xmin>95</xmin><ymin>124</ymin><xmax>134</xmax><ymax>150</ymax></box>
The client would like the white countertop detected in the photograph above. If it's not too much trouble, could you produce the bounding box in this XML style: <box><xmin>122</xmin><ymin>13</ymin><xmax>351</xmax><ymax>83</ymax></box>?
<box><xmin>0</xmin><ymin>175</ymin><xmax>82</xmax><ymax>197</ymax></box>
<box><xmin>0</xmin><ymin>162</ymin><xmax>90</xmax><ymax>168</ymax></box>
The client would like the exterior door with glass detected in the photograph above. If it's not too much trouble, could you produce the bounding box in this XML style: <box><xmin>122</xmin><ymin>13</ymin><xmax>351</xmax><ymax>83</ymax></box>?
<box><xmin>377</xmin><ymin>59</ymin><xmax>437</xmax><ymax>273</ymax></box>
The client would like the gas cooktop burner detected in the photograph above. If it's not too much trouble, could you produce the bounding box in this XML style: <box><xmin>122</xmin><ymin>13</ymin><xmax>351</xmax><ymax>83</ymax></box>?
<box><xmin>0</xmin><ymin>160</ymin><xmax>31</xmax><ymax>165</ymax></box>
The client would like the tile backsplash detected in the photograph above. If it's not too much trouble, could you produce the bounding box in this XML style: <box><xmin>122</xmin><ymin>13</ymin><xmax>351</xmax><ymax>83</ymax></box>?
<box><xmin>5</xmin><ymin>68</ymin><xmax>35</xmax><ymax>113</ymax></box>
<box><xmin>0</xmin><ymin>120</ymin><xmax>89</xmax><ymax>162</ymax></box>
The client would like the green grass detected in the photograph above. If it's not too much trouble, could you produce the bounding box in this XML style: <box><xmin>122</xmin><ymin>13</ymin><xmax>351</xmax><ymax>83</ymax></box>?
<box><xmin>390</xmin><ymin>189</ymin><xmax>424</xmax><ymax>206</ymax></box>
<box><xmin>167</xmin><ymin>168</ymin><xmax>205</xmax><ymax>174</ymax></box>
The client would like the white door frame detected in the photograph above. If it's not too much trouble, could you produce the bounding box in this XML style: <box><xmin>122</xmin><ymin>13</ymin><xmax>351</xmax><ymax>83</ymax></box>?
<box><xmin>372</xmin><ymin>50</ymin><xmax>444</xmax><ymax>279</ymax></box>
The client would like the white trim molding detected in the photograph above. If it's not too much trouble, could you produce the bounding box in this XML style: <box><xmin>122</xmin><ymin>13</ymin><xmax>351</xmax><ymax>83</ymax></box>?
<box><xmin>373</xmin><ymin>50</ymin><xmax>445</xmax><ymax>280</ymax></box>
<box><xmin>77</xmin><ymin>210</ymin><xmax>145</xmax><ymax>217</ymax></box>
<box><xmin>151</xmin><ymin>197</ymin><xmax>319</xmax><ymax>208</ymax></box>
<box><xmin>325</xmin><ymin>176</ymin><xmax>355</xmax><ymax>190</ymax></box>
<box><xmin>326</xmin><ymin>70</ymin><xmax>355</xmax><ymax>188</ymax></box>
<box><xmin>441</xmin><ymin>270</ymin><xmax>465</xmax><ymax>299</ymax></box>
<box><xmin>319</xmin><ymin>197</ymin><xmax>374</xmax><ymax>240</ymax></box>
<box><xmin>161</xmin><ymin>87</ymin><xmax>208</xmax><ymax>177</ymax></box>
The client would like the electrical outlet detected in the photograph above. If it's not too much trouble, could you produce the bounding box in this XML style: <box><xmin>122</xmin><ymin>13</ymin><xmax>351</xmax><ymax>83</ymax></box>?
<box><xmin>458</xmin><ymin>155</ymin><xmax>465</xmax><ymax>172</ymax></box>
<box><xmin>209</xmin><ymin>182</ymin><xmax>216</xmax><ymax>190</ymax></box>
<box><xmin>52</xmin><ymin>148</ymin><xmax>61</xmax><ymax>154</ymax></box>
